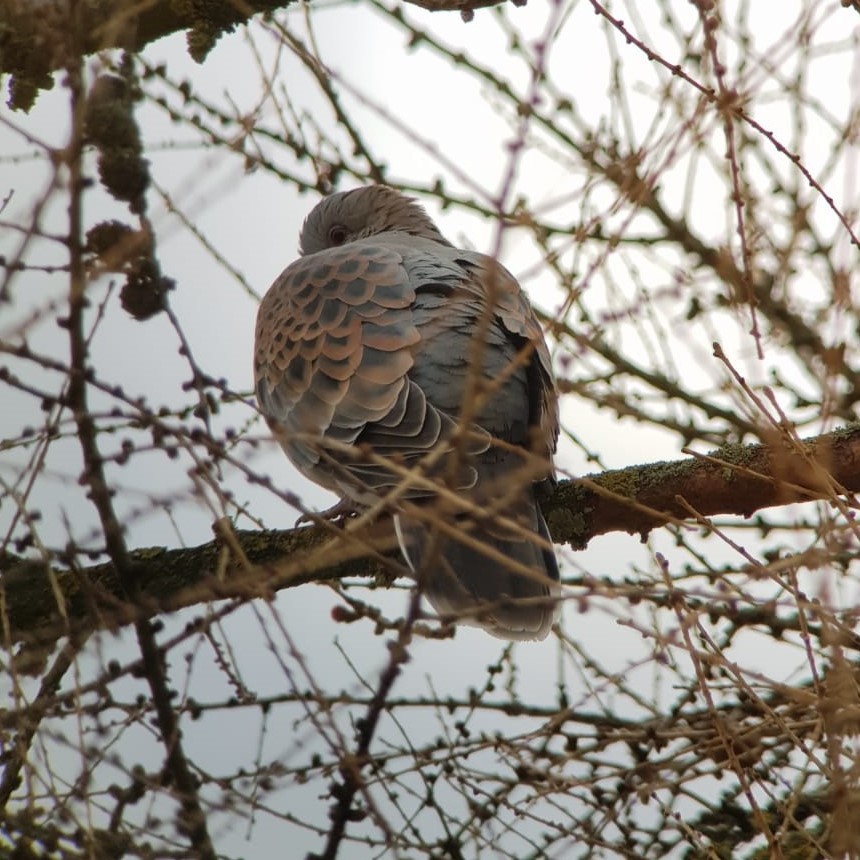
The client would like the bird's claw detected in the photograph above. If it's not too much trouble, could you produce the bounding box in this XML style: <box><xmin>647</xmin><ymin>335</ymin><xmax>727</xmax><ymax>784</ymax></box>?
<box><xmin>294</xmin><ymin>499</ymin><xmax>357</xmax><ymax>528</ymax></box>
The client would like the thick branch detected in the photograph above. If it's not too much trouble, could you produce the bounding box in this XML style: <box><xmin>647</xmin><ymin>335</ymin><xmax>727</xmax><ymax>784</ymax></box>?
<box><xmin>0</xmin><ymin>0</ymin><xmax>516</xmax><ymax>109</ymax></box>
<box><xmin>542</xmin><ymin>425</ymin><xmax>860</xmax><ymax>543</ymax></box>
<box><xmin>3</xmin><ymin>426</ymin><xmax>859</xmax><ymax>647</ymax></box>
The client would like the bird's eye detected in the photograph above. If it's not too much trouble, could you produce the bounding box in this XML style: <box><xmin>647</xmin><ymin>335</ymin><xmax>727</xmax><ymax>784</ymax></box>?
<box><xmin>328</xmin><ymin>225</ymin><xmax>348</xmax><ymax>245</ymax></box>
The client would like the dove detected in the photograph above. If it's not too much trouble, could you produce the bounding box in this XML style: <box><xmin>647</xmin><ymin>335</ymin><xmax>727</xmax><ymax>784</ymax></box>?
<box><xmin>254</xmin><ymin>185</ymin><xmax>560</xmax><ymax>640</ymax></box>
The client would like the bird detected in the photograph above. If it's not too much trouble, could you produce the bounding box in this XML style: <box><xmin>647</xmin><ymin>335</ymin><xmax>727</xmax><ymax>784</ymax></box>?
<box><xmin>254</xmin><ymin>185</ymin><xmax>560</xmax><ymax>640</ymax></box>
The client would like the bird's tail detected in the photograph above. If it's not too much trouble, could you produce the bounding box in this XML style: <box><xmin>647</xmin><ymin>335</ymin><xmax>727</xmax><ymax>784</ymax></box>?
<box><xmin>395</xmin><ymin>494</ymin><xmax>559</xmax><ymax>641</ymax></box>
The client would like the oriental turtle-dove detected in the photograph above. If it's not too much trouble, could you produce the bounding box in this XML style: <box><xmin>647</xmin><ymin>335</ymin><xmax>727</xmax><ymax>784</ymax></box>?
<box><xmin>254</xmin><ymin>185</ymin><xmax>559</xmax><ymax>640</ymax></box>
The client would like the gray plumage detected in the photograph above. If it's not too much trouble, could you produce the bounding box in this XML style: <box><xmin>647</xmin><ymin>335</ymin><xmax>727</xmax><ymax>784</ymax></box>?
<box><xmin>254</xmin><ymin>185</ymin><xmax>559</xmax><ymax>640</ymax></box>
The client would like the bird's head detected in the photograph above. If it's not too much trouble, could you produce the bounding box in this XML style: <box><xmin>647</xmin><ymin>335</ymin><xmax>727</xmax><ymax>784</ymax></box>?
<box><xmin>298</xmin><ymin>185</ymin><xmax>451</xmax><ymax>255</ymax></box>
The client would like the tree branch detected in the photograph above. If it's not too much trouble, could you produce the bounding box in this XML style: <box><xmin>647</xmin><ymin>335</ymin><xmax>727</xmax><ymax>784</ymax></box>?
<box><xmin>3</xmin><ymin>425</ymin><xmax>859</xmax><ymax>648</ymax></box>
<box><xmin>0</xmin><ymin>0</ymin><xmax>525</xmax><ymax>110</ymax></box>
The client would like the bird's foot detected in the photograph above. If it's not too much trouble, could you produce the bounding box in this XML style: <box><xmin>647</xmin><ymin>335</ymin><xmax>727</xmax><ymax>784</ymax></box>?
<box><xmin>294</xmin><ymin>499</ymin><xmax>357</xmax><ymax>528</ymax></box>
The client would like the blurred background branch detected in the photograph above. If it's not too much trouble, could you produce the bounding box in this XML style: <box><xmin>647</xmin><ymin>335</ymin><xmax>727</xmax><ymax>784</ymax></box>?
<box><xmin>0</xmin><ymin>0</ymin><xmax>528</xmax><ymax>110</ymax></box>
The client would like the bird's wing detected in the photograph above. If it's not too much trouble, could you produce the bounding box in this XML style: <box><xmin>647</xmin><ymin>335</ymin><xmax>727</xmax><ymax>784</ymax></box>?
<box><xmin>484</xmin><ymin>258</ymin><xmax>558</xmax><ymax>458</ymax></box>
<box><xmin>435</xmin><ymin>251</ymin><xmax>558</xmax><ymax>459</ymax></box>
<box><xmin>254</xmin><ymin>242</ymin><xmax>486</xmax><ymax>502</ymax></box>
